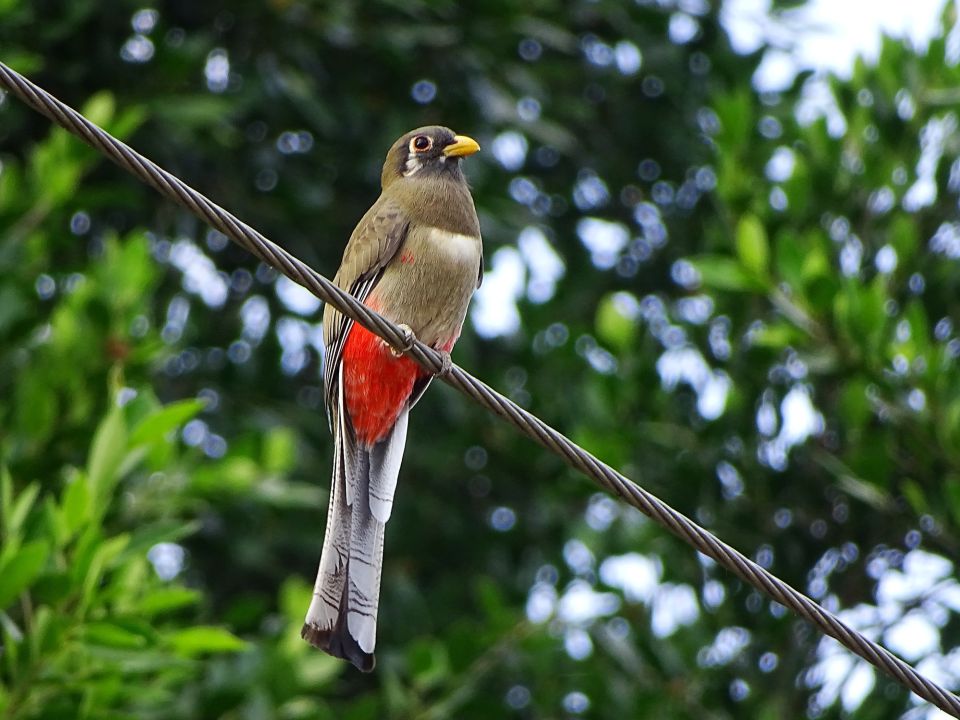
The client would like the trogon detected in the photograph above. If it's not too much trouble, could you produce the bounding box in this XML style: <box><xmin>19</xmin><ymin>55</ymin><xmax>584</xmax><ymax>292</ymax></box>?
<box><xmin>301</xmin><ymin>126</ymin><xmax>483</xmax><ymax>671</ymax></box>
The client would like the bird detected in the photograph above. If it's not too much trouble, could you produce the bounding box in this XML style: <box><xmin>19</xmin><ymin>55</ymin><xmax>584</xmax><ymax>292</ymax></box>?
<box><xmin>301</xmin><ymin>126</ymin><xmax>483</xmax><ymax>672</ymax></box>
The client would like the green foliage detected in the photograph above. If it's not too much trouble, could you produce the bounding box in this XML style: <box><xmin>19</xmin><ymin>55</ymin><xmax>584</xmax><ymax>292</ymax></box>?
<box><xmin>0</xmin><ymin>387</ymin><xmax>250</xmax><ymax>719</ymax></box>
<box><xmin>2</xmin><ymin>1</ymin><xmax>960</xmax><ymax>719</ymax></box>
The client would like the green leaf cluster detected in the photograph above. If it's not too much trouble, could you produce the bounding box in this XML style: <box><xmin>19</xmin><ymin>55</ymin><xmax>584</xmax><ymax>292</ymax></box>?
<box><xmin>3</xmin><ymin>1</ymin><xmax>960</xmax><ymax>718</ymax></box>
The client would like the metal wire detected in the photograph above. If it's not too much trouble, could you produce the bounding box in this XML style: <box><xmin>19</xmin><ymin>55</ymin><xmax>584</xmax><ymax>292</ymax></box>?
<box><xmin>2</xmin><ymin>59</ymin><xmax>957</xmax><ymax>716</ymax></box>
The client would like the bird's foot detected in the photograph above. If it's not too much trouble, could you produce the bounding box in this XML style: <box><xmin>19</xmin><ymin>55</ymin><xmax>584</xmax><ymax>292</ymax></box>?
<box><xmin>435</xmin><ymin>350</ymin><xmax>453</xmax><ymax>377</ymax></box>
<box><xmin>388</xmin><ymin>323</ymin><xmax>416</xmax><ymax>357</ymax></box>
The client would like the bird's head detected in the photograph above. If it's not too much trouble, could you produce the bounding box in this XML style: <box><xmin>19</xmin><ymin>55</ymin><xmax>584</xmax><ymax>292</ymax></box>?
<box><xmin>381</xmin><ymin>126</ymin><xmax>480</xmax><ymax>189</ymax></box>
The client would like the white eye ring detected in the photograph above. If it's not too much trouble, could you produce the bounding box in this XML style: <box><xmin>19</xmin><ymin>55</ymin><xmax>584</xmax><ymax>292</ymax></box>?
<box><xmin>409</xmin><ymin>135</ymin><xmax>432</xmax><ymax>153</ymax></box>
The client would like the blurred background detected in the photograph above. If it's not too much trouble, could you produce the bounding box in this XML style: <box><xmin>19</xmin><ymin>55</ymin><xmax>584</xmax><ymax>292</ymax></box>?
<box><xmin>2</xmin><ymin>0</ymin><xmax>960</xmax><ymax>718</ymax></box>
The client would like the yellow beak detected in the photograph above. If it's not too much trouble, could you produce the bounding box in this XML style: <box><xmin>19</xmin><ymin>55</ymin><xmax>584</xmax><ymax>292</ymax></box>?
<box><xmin>443</xmin><ymin>134</ymin><xmax>481</xmax><ymax>157</ymax></box>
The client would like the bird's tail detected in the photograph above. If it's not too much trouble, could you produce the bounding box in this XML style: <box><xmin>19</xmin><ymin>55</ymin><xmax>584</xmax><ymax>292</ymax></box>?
<box><xmin>301</xmin><ymin>400</ymin><xmax>408</xmax><ymax>672</ymax></box>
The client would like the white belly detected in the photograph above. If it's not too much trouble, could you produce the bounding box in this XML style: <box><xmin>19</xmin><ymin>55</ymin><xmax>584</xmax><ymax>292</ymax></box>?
<box><xmin>427</xmin><ymin>228</ymin><xmax>480</xmax><ymax>264</ymax></box>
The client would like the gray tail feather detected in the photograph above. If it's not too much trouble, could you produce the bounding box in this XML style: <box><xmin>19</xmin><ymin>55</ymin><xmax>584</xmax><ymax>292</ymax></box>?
<box><xmin>302</xmin><ymin>402</ymin><xmax>408</xmax><ymax>672</ymax></box>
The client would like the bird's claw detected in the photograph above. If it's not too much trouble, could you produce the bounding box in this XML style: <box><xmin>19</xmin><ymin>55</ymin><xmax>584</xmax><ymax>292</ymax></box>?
<box><xmin>385</xmin><ymin>325</ymin><xmax>452</xmax><ymax>376</ymax></box>
<box><xmin>389</xmin><ymin>324</ymin><xmax>415</xmax><ymax>357</ymax></box>
<box><xmin>435</xmin><ymin>351</ymin><xmax>453</xmax><ymax>377</ymax></box>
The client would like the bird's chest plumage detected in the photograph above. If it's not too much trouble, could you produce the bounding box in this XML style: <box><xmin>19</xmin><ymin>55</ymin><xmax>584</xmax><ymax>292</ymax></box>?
<box><xmin>370</xmin><ymin>226</ymin><xmax>481</xmax><ymax>347</ymax></box>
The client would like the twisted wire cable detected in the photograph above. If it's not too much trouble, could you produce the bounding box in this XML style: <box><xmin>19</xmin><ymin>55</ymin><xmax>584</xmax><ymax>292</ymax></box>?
<box><xmin>2</xmin><ymin>61</ymin><xmax>956</xmax><ymax>716</ymax></box>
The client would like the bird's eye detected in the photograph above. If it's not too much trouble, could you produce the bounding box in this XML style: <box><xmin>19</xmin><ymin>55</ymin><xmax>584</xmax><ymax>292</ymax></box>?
<box><xmin>410</xmin><ymin>135</ymin><xmax>432</xmax><ymax>152</ymax></box>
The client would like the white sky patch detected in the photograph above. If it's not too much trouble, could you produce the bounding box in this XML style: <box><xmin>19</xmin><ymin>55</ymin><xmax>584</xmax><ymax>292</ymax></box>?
<box><xmin>471</xmin><ymin>246</ymin><xmax>524</xmax><ymax>338</ymax></box>
<box><xmin>904</xmin><ymin>113</ymin><xmax>958</xmax><ymax>211</ymax></box>
<box><xmin>699</xmin><ymin>626</ymin><xmax>752</xmax><ymax>667</ymax></box>
<box><xmin>698</xmin><ymin>371</ymin><xmax>731</xmax><ymax>420</ymax></box>
<box><xmin>702</xmin><ymin>579</ymin><xmax>726</xmax><ymax>609</ymax></box>
<box><xmin>669</xmin><ymin>13</ymin><xmax>700</xmax><ymax>45</ymax></box>
<box><xmin>162</xmin><ymin>294</ymin><xmax>190</xmax><ymax>343</ymax></box>
<box><xmin>564</xmin><ymin>538</ymin><xmax>595</xmax><ymax>575</ymax></box>
<box><xmin>276</xmin><ymin>316</ymin><xmax>312</xmax><ymax>375</ymax></box>
<box><xmin>806</xmin><ymin>603</ymin><xmax>880</xmax><ymax>713</ymax></box>
<box><xmin>517</xmin><ymin>226</ymin><xmax>565</xmax><ymax>303</ymax></box>
<box><xmin>585</xmin><ymin>493</ymin><xmax>620</xmax><ymax>531</ymax></box>
<box><xmin>758</xmin><ymin>385</ymin><xmax>824</xmax><ymax>470</ymax></box>
<box><xmin>765</xmin><ymin>146</ymin><xmax>796</xmax><ymax>182</ymax></box>
<box><xmin>875</xmin><ymin>245</ymin><xmax>898</xmax><ymax>274</ymax></box>
<box><xmin>121</xmin><ymin>34</ymin><xmax>154</xmax><ymax>63</ymax></box>
<box><xmin>577</xmin><ymin>217</ymin><xmax>629</xmax><ymax>269</ymax></box>
<box><xmin>651</xmin><ymin>583</ymin><xmax>700</xmax><ymax>637</ymax></box>
<box><xmin>885</xmin><ymin>612</ymin><xmax>940</xmax><ymax>662</ymax></box>
<box><xmin>564</xmin><ymin>627</ymin><xmax>593</xmax><ymax>660</ymax></box>
<box><xmin>723</xmin><ymin>0</ymin><xmax>947</xmax><ymax>139</ymax></box>
<box><xmin>599</xmin><ymin>552</ymin><xmax>662</xmax><ymax>604</ymax></box>
<box><xmin>615</xmin><ymin>40</ymin><xmax>643</xmax><ymax>74</ymax></box>
<box><xmin>808</xmin><ymin>549</ymin><xmax>960</xmax><ymax>713</ymax></box>
<box><xmin>240</xmin><ymin>295</ymin><xmax>270</xmax><ymax>345</ymax></box>
<box><xmin>656</xmin><ymin>346</ymin><xmax>730</xmax><ymax>421</ymax></box>
<box><xmin>878</xmin><ymin>550</ymin><xmax>956</xmax><ymax>606</ymax></box>
<box><xmin>722</xmin><ymin>0</ymin><xmax>767</xmax><ymax>55</ymax></box>
<box><xmin>490</xmin><ymin>130</ymin><xmax>528</xmax><ymax>172</ymax></box>
<box><xmin>839</xmin><ymin>236</ymin><xmax>864</xmax><ymax>277</ymax></box>
<box><xmin>722</xmin><ymin>0</ymin><xmax>946</xmax><ymax>91</ymax></box>
<box><xmin>573</xmin><ymin>172</ymin><xmax>611</xmax><ymax>211</ymax></box>
<box><xmin>147</xmin><ymin>542</ymin><xmax>185</xmax><ymax>581</ymax></box>
<box><xmin>841</xmin><ymin>662</ymin><xmax>877</xmax><ymax>713</ymax></box>
<box><xmin>204</xmin><ymin>48</ymin><xmax>230</xmax><ymax>93</ymax></box>
<box><xmin>658</xmin><ymin>346</ymin><xmax>709</xmax><ymax>389</ymax></box>
<box><xmin>777</xmin><ymin>385</ymin><xmax>824</xmax><ymax>447</ymax></box>
<box><xmin>795</xmin><ymin>78</ymin><xmax>849</xmax><ymax>136</ymax></box>
<box><xmin>526</xmin><ymin>582</ymin><xmax>558</xmax><ymax>623</ymax></box>
<box><xmin>168</xmin><ymin>238</ymin><xmax>229</xmax><ymax>308</ymax></box>
<box><xmin>612</xmin><ymin>291</ymin><xmax>641</xmax><ymax>320</ymax></box>
<box><xmin>275</xmin><ymin>275</ymin><xmax>321</xmax><ymax>315</ymax></box>
<box><xmin>931</xmin><ymin>221</ymin><xmax>960</xmax><ymax>258</ymax></box>
<box><xmin>557</xmin><ymin>580</ymin><xmax>622</xmax><ymax>624</ymax></box>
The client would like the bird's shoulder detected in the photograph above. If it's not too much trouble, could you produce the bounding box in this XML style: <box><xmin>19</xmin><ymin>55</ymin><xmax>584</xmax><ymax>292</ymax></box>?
<box><xmin>335</xmin><ymin>195</ymin><xmax>411</xmax><ymax>290</ymax></box>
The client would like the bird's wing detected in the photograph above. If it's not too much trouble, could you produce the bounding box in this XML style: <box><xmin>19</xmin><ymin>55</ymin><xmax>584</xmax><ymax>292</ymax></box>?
<box><xmin>322</xmin><ymin>196</ymin><xmax>410</xmax><ymax>414</ymax></box>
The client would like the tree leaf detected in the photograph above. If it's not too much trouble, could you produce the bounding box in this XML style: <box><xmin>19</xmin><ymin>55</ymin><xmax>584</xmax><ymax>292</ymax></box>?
<box><xmin>0</xmin><ymin>465</ymin><xmax>12</xmax><ymax>532</ymax></box>
<box><xmin>80</xmin><ymin>534</ymin><xmax>130</xmax><ymax>611</ymax></box>
<box><xmin>4</xmin><ymin>480</ymin><xmax>39</xmax><ymax>542</ymax></box>
<box><xmin>749</xmin><ymin>322</ymin><xmax>802</xmax><ymax>349</ymax></box>
<box><xmin>61</xmin><ymin>474</ymin><xmax>91</xmax><ymax>537</ymax></box>
<box><xmin>889</xmin><ymin>213</ymin><xmax>918</xmax><ymax>263</ymax></box>
<box><xmin>14</xmin><ymin>370</ymin><xmax>57</xmax><ymax>445</ymax></box>
<box><xmin>123</xmin><ymin>520</ymin><xmax>200</xmax><ymax>558</ymax></box>
<box><xmin>263</xmin><ymin>427</ymin><xmax>297</xmax><ymax>474</ymax></box>
<box><xmin>689</xmin><ymin>255</ymin><xmax>766</xmax><ymax>292</ymax></box>
<box><xmin>87</xmin><ymin>402</ymin><xmax>127</xmax><ymax>504</ymax></box>
<box><xmin>129</xmin><ymin>399</ymin><xmax>205</xmax><ymax>447</ymax></box>
<box><xmin>166</xmin><ymin>626</ymin><xmax>249</xmax><ymax>656</ymax></box>
<box><xmin>735</xmin><ymin>213</ymin><xmax>770</xmax><ymax>277</ymax></box>
<box><xmin>81</xmin><ymin>620</ymin><xmax>149</xmax><ymax>649</ymax></box>
<box><xmin>595</xmin><ymin>293</ymin><xmax>638</xmax><ymax>351</ymax></box>
<box><xmin>0</xmin><ymin>540</ymin><xmax>49</xmax><ymax>609</ymax></box>
<box><xmin>81</xmin><ymin>91</ymin><xmax>115</xmax><ymax>129</ymax></box>
<box><xmin>137</xmin><ymin>588</ymin><xmax>202</xmax><ymax>617</ymax></box>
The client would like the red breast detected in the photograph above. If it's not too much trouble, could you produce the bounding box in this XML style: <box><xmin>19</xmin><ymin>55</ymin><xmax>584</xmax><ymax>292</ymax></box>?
<box><xmin>342</xmin><ymin>321</ymin><xmax>423</xmax><ymax>446</ymax></box>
